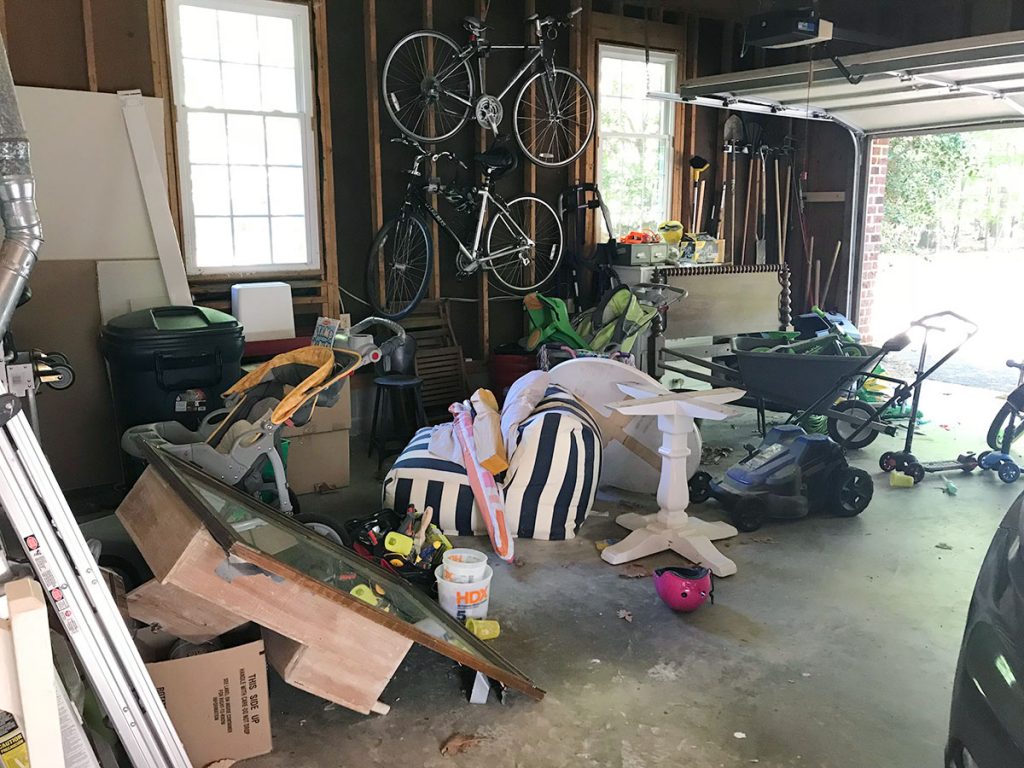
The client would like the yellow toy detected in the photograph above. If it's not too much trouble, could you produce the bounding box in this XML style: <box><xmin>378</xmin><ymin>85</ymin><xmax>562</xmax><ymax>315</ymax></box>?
<box><xmin>657</xmin><ymin>220</ymin><xmax>684</xmax><ymax>246</ymax></box>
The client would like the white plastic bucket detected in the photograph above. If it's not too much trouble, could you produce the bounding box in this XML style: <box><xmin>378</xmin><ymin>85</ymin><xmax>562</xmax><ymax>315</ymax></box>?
<box><xmin>436</xmin><ymin>564</ymin><xmax>492</xmax><ymax>621</ymax></box>
<box><xmin>441</xmin><ymin>548</ymin><xmax>488</xmax><ymax>583</ymax></box>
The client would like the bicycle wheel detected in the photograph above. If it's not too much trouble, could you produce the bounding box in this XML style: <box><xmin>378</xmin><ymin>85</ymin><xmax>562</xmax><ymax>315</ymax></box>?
<box><xmin>513</xmin><ymin>66</ymin><xmax>595</xmax><ymax>168</ymax></box>
<box><xmin>382</xmin><ymin>31</ymin><xmax>473</xmax><ymax>143</ymax></box>
<box><xmin>365</xmin><ymin>213</ymin><xmax>432</xmax><ymax>320</ymax></box>
<box><xmin>486</xmin><ymin>195</ymin><xmax>563</xmax><ymax>293</ymax></box>
<box><xmin>987</xmin><ymin>402</ymin><xmax>1024</xmax><ymax>451</ymax></box>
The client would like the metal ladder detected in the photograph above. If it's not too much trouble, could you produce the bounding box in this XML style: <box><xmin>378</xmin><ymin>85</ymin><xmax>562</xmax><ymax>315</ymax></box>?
<box><xmin>0</xmin><ymin>386</ymin><xmax>190</xmax><ymax>767</ymax></box>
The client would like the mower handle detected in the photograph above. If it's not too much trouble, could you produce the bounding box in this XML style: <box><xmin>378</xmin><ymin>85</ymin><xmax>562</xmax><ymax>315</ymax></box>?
<box><xmin>910</xmin><ymin>311</ymin><xmax>978</xmax><ymax>338</ymax></box>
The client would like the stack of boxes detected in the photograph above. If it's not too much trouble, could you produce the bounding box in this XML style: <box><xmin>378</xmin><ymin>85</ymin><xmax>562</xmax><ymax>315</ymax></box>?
<box><xmin>281</xmin><ymin>365</ymin><xmax>352</xmax><ymax>494</ymax></box>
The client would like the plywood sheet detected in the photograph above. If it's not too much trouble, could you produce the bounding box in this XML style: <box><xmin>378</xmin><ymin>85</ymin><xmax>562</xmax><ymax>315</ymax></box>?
<box><xmin>665</xmin><ymin>271</ymin><xmax>782</xmax><ymax>337</ymax></box>
<box><xmin>96</xmin><ymin>259</ymin><xmax>170</xmax><ymax>324</ymax></box>
<box><xmin>17</xmin><ymin>86</ymin><xmax>165</xmax><ymax>263</ymax></box>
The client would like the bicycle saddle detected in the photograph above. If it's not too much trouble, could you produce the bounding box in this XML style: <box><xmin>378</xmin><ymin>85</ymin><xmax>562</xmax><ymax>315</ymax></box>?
<box><xmin>474</xmin><ymin>143</ymin><xmax>518</xmax><ymax>177</ymax></box>
<box><xmin>1007</xmin><ymin>359</ymin><xmax>1024</xmax><ymax>370</ymax></box>
<box><xmin>464</xmin><ymin>15</ymin><xmax>487</xmax><ymax>30</ymax></box>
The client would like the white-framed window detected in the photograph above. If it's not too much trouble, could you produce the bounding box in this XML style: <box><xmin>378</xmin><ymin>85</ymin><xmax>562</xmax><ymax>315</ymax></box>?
<box><xmin>166</xmin><ymin>0</ymin><xmax>320</xmax><ymax>276</ymax></box>
<box><xmin>597</xmin><ymin>44</ymin><xmax>677</xmax><ymax>237</ymax></box>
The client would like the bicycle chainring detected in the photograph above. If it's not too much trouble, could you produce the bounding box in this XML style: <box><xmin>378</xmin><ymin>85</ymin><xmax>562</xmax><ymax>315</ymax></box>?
<box><xmin>474</xmin><ymin>95</ymin><xmax>503</xmax><ymax>134</ymax></box>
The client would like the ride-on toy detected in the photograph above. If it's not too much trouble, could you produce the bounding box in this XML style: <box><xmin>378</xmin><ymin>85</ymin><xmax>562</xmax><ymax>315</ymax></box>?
<box><xmin>974</xmin><ymin>359</ymin><xmax>1024</xmax><ymax>483</ymax></box>
<box><xmin>688</xmin><ymin>425</ymin><xmax>873</xmax><ymax>532</ymax></box>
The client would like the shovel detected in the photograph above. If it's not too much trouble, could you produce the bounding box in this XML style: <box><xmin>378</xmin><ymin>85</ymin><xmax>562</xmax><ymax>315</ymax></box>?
<box><xmin>755</xmin><ymin>146</ymin><xmax>768</xmax><ymax>265</ymax></box>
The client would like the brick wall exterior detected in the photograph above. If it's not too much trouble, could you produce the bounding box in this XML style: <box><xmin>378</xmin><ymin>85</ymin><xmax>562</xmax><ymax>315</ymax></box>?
<box><xmin>857</xmin><ymin>138</ymin><xmax>890</xmax><ymax>343</ymax></box>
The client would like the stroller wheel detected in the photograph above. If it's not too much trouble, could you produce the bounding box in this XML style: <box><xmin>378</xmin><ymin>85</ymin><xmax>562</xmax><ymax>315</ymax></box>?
<box><xmin>688</xmin><ymin>471</ymin><xmax>713</xmax><ymax>503</ymax></box>
<box><xmin>732</xmin><ymin>497</ymin><xmax>767</xmax><ymax>532</ymax></box>
<box><xmin>295</xmin><ymin>512</ymin><xmax>346</xmax><ymax>546</ymax></box>
<box><xmin>832</xmin><ymin>466</ymin><xmax>874</xmax><ymax>517</ymax></box>
<box><xmin>879</xmin><ymin>451</ymin><xmax>898</xmax><ymax>473</ymax></box>
<box><xmin>998</xmin><ymin>462</ymin><xmax>1021</xmax><ymax>484</ymax></box>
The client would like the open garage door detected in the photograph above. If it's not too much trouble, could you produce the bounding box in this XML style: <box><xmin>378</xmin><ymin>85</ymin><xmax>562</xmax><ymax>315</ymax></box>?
<box><xmin>649</xmin><ymin>31</ymin><xmax>1024</xmax><ymax>313</ymax></box>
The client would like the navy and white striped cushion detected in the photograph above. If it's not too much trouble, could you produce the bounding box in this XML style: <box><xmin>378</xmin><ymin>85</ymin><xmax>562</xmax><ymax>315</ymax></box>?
<box><xmin>503</xmin><ymin>385</ymin><xmax>602</xmax><ymax>540</ymax></box>
<box><xmin>381</xmin><ymin>388</ymin><xmax>603</xmax><ymax>540</ymax></box>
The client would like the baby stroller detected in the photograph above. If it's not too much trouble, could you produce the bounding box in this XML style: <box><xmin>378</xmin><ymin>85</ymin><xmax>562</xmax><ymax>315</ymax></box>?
<box><xmin>123</xmin><ymin>318</ymin><xmax>406</xmax><ymax>531</ymax></box>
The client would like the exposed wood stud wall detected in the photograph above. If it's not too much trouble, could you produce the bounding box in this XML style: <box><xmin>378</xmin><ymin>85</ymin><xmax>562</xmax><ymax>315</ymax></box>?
<box><xmin>364</xmin><ymin>0</ymin><xmax>384</xmax><ymax>234</ymax></box>
<box><xmin>476</xmin><ymin>0</ymin><xmax>490</xmax><ymax>361</ymax></box>
<box><xmin>81</xmin><ymin>0</ymin><xmax>98</xmax><ymax>91</ymax></box>
<box><xmin>313</xmin><ymin>0</ymin><xmax>340</xmax><ymax>316</ymax></box>
<box><xmin>424</xmin><ymin>0</ymin><xmax>442</xmax><ymax>300</ymax></box>
<box><xmin>0</xmin><ymin>1</ymin><xmax>7</xmax><ymax>43</ymax></box>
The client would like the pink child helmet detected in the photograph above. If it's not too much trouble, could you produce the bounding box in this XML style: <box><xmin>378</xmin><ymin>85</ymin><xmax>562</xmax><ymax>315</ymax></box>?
<box><xmin>653</xmin><ymin>566</ymin><xmax>713</xmax><ymax>612</ymax></box>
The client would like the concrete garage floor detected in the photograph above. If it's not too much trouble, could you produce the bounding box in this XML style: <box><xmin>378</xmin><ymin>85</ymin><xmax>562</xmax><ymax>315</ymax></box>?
<box><xmin>245</xmin><ymin>382</ymin><xmax>1020</xmax><ymax>768</ymax></box>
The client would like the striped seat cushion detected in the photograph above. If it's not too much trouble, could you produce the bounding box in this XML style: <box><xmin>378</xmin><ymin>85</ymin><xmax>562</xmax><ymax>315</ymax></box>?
<box><xmin>381</xmin><ymin>386</ymin><xmax>603</xmax><ymax>540</ymax></box>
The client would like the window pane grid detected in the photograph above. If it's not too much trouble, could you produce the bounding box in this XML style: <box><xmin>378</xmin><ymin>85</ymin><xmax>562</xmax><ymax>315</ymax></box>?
<box><xmin>596</xmin><ymin>44</ymin><xmax>677</xmax><ymax>236</ymax></box>
<box><xmin>170</xmin><ymin>0</ymin><xmax>317</xmax><ymax>274</ymax></box>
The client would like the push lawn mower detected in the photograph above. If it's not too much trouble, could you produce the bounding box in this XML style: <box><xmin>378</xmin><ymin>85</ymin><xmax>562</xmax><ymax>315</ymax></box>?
<box><xmin>688</xmin><ymin>425</ymin><xmax>873</xmax><ymax>532</ymax></box>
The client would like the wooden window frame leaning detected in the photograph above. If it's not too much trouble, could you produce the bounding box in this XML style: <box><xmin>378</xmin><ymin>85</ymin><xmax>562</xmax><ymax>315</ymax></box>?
<box><xmin>137</xmin><ymin>441</ymin><xmax>544</xmax><ymax>700</ymax></box>
<box><xmin>148</xmin><ymin>0</ymin><xmax>340</xmax><ymax>316</ymax></box>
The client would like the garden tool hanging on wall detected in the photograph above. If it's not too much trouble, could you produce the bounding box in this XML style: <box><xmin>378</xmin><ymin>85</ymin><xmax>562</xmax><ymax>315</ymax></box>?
<box><xmin>689</xmin><ymin>155</ymin><xmax>710</xmax><ymax>233</ymax></box>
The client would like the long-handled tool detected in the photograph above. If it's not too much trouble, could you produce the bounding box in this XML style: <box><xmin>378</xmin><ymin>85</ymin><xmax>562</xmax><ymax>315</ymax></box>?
<box><xmin>821</xmin><ymin>240</ymin><xmax>842</xmax><ymax>307</ymax></box>
<box><xmin>774</xmin><ymin>154</ymin><xmax>783</xmax><ymax>265</ymax></box>
<box><xmin>689</xmin><ymin>156</ymin><xmax>710</xmax><ymax>233</ymax></box>
<box><xmin>723</xmin><ymin>115</ymin><xmax>745</xmax><ymax>262</ymax></box>
<box><xmin>755</xmin><ymin>146</ymin><xmax>768</xmax><ymax>265</ymax></box>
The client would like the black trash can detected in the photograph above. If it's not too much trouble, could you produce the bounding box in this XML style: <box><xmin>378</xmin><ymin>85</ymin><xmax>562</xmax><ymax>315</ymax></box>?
<box><xmin>101</xmin><ymin>306</ymin><xmax>245</xmax><ymax>479</ymax></box>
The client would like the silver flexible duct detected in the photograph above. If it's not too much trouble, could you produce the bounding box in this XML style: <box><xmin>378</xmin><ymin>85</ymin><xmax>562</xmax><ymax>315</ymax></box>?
<box><xmin>0</xmin><ymin>34</ymin><xmax>39</xmax><ymax>338</ymax></box>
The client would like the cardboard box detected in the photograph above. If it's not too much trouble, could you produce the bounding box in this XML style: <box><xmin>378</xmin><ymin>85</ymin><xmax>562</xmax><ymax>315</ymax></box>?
<box><xmin>280</xmin><ymin>379</ymin><xmax>352</xmax><ymax>437</ymax></box>
<box><xmin>285</xmin><ymin>429</ymin><xmax>350</xmax><ymax>493</ymax></box>
<box><xmin>145</xmin><ymin>640</ymin><xmax>272</xmax><ymax>766</ymax></box>
<box><xmin>679</xmin><ymin>235</ymin><xmax>727</xmax><ymax>264</ymax></box>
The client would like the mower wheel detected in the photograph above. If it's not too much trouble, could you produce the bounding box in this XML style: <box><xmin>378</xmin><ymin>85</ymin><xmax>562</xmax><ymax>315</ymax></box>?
<box><xmin>998</xmin><ymin>462</ymin><xmax>1021</xmax><ymax>484</ymax></box>
<box><xmin>827</xmin><ymin>400</ymin><xmax>879</xmax><ymax>450</ymax></box>
<box><xmin>295</xmin><ymin>512</ymin><xmax>345</xmax><ymax>546</ymax></box>
<box><xmin>832</xmin><ymin>466</ymin><xmax>874</xmax><ymax>517</ymax></box>
<box><xmin>732</xmin><ymin>496</ymin><xmax>767</xmax><ymax>532</ymax></box>
<box><xmin>688</xmin><ymin>471</ymin><xmax>713</xmax><ymax>503</ymax></box>
<box><xmin>879</xmin><ymin>451</ymin><xmax>898</xmax><ymax>473</ymax></box>
<box><xmin>906</xmin><ymin>462</ymin><xmax>926</xmax><ymax>484</ymax></box>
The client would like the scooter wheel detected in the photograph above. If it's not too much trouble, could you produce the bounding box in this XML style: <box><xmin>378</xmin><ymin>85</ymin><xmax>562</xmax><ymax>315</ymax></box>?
<box><xmin>998</xmin><ymin>462</ymin><xmax>1021</xmax><ymax>484</ymax></box>
<box><xmin>732</xmin><ymin>497</ymin><xmax>767</xmax><ymax>533</ymax></box>
<box><xmin>906</xmin><ymin>462</ymin><xmax>926</xmax><ymax>484</ymax></box>
<box><xmin>977</xmin><ymin>450</ymin><xmax>992</xmax><ymax>470</ymax></box>
<box><xmin>688</xmin><ymin>471</ymin><xmax>713</xmax><ymax>503</ymax></box>
<box><xmin>879</xmin><ymin>451</ymin><xmax>898</xmax><ymax>473</ymax></box>
<box><xmin>831</xmin><ymin>466</ymin><xmax>874</xmax><ymax>517</ymax></box>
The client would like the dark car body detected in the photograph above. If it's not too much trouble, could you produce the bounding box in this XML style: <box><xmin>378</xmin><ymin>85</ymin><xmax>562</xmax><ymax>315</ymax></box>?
<box><xmin>947</xmin><ymin>492</ymin><xmax>1024</xmax><ymax>767</ymax></box>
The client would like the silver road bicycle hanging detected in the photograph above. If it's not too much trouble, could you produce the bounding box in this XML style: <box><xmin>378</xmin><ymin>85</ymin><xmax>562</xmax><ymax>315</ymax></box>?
<box><xmin>381</xmin><ymin>9</ymin><xmax>595</xmax><ymax>168</ymax></box>
<box><xmin>366</xmin><ymin>137</ymin><xmax>563</xmax><ymax>320</ymax></box>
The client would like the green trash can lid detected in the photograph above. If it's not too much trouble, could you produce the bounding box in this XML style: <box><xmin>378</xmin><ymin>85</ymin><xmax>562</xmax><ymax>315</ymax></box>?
<box><xmin>103</xmin><ymin>305</ymin><xmax>241</xmax><ymax>341</ymax></box>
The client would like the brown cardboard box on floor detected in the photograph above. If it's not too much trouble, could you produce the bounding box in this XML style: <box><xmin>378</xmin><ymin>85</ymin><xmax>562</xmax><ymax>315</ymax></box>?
<box><xmin>145</xmin><ymin>640</ymin><xmax>272</xmax><ymax>766</ymax></box>
<box><xmin>285</xmin><ymin>428</ymin><xmax>350</xmax><ymax>493</ymax></box>
<box><xmin>280</xmin><ymin>379</ymin><xmax>352</xmax><ymax>437</ymax></box>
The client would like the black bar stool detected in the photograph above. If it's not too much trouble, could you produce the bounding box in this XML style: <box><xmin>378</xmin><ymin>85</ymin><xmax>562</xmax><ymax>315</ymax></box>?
<box><xmin>369</xmin><ymin>335</ymin><xmax>428</xmax><ymax>472</ymax></box>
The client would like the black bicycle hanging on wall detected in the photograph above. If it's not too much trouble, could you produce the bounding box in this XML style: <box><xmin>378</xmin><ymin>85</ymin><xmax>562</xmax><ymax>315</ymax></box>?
<box><xmin>381</xmin><ymin>9</ymin><xmax>595</xmax><ymax>168</ymax></box>
<box><xmin>365</xmin><ymin>137</ymin><xmax>563</xmax><ymax>320</ymax></box>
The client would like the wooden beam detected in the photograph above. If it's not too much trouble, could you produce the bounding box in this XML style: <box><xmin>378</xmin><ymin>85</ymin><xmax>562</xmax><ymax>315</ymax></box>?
<box><xmin>0</xmin><ymin>0</ymin><xmax>7</xmax><ymax>44</ymax></box>
<box><xmin>81</xmin><ymin>0</ymin><xmax>98</xmax><ymax>91</ymax></box>
<box><xmin>364</xmin><ymin>0</ymin><xmax>383</xmax><ymax>234</ymax></box>
<box><xmin>589</xmin><ymin>11</ymin><xmax>686</xmax><ymax>50</ymax></box>
<box><xmin>424</xmin><ymin>0</ymin><xmax>441</xmax><ymax>300</ymax></box>
<box><xmin>312</xmin><ymin>0</ymin><xmax>340</xmax><ymax>316</ymax></box>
